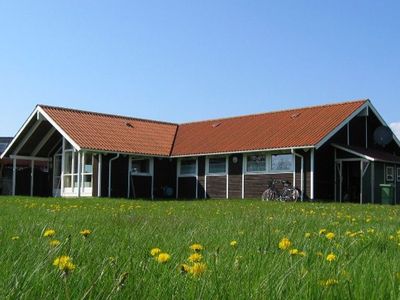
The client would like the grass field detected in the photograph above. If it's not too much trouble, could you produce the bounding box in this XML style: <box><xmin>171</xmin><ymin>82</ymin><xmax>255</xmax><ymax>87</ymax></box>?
<box><xmin>0</xmin><ymin>196</ymin><xmax>399</xmax><ymax>299</ymax></box>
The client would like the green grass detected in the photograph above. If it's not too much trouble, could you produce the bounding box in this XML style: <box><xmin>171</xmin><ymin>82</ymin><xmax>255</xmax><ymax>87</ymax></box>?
<box><xmin>0</xmin><ymin>196</ymin><xmax>399</xmax><ymax>299</ymax></box>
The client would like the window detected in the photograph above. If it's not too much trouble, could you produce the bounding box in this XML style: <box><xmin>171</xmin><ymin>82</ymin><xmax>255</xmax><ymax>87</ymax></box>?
<box><xmin>386</xmin><ymin>166</ymin><xmax>394</xmax><ymax>182</ymax></box>
<box><xmin>397</xmin><ymin>168</ymin><xmax>400</xmax><ymax>182</ymax></box>
<box><xmin>246</xmin><ymin>155</ymin><xmax>266</xmax><ymax>172</ymax></box>
<box><xmin>208</xmin><ymin>157</ymin><xmax>227</xmax><ymax>174</ymax></box>
<box><xmin>180</xmin><ymin>159</ymin><xmax>197</xmax><ymax>176</ymax></box>
<box><xmin>82</xmin><ymin>153</ymin><xmax>93</xmax><ymax>189</ymax></box>
<box><xmin>131</xmin><ymin>159</ymin><xmax>150</xmax><ymax>175</ymax></box>
<box><xmin>271</xmin><ymin>154</ymin><xmax>293</xmax><ymax>172</ymax></box>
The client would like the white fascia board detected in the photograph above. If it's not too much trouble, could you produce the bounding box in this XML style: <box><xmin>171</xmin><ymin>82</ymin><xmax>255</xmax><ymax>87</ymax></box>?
<box><xmin>315</xmin><ymin>102</ymin><xmax>370</xmax><ymax>149</ymax></box>
<box><xmin>170</xmin><ymin>145</ymin><xmax>314</xmax><ymax>158</ymax></box>
<box><xmin>37</xmin><ymin>106</ymin><xmax>81</xmax><ymax>151</ymax></box>
<box><xmin>366</xmin><ymin>100</ymin><xmax>400</xmax><ymax>148</ymax></box>
<box><xmin>332</xmin><ymin>143</ymin><xmax>375</xmax><ymax>161</ymax></box>
<box><xmin>79</xmin><ymin>148</ymin><xmax>170</xmax><ymax>158</ymax></box>
<box><xmin>0</xmin><ymin>106</ymin><xmax>39</xmax><ymax>159</ymax></box>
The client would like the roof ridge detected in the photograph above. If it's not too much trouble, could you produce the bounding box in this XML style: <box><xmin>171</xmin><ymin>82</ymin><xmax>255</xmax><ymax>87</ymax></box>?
<box><xmin>38</xmin><ymin>104</ymin><xmax>179</xmax><ymax>126</ymax></box>
<box><xmin>179</xmin><ymin>99</ymin><xmax>369</xmax><ymax>126</ymax></box>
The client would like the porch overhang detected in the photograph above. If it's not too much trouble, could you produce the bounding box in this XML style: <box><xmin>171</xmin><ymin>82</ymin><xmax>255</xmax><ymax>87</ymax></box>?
<box><xmin>332</xmin><ymin>143</ymin><xmax>400</xmax><ymax>164</ymax></box>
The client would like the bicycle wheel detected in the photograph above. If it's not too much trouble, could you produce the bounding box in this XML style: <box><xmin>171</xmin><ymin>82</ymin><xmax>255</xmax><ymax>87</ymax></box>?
<box><xmin>262</xmin><ymin>188</ymin><xmax>276</xmax><ymax>201</ymax></box>
<box><xmin>286</xmin><ymin>188</ymin><xmax>299</xmax><ymax>202</ymax></box>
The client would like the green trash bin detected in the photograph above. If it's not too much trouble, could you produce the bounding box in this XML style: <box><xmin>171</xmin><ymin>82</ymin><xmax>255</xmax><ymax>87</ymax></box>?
<box><xmin>380</xmin><ymin>184</ymin><xmax>394</xmax><ymax>204</ymax></box>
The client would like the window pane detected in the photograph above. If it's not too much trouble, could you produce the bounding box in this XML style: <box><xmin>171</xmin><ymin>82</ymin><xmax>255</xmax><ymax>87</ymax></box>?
<box><xmin>54</xmin><ymin>155</ymin><xmax>62</xmax><ymax>176</ymax></box>
<box><xmin>73</xmin><ymin>175</ymin><xmax>78</xmax><ymax>188</ymax></box>
<box><xmin>65</xmin><ymin>140</ymin><xmax>73</xmax><ymax>150</ymax></box>
<box><xmin>84</xmin><ymin>154</ymin><xmax>93</xmax><ymax>174</ymax></box>
<box><xmin>271</xmin><ymin>154</ymin><xmax>293</xmax><ymax>171</ymax></box>
<box><xmin>64</xmin><ymin>152</ymin><xmax>72</xmax><ymax>174</ymax></box>
<box><xmin>180</xmin><ymin>159</ymin><xmax>196</xmax><ymax>175</ymax></box>
<box><xmin>64</xmin><ymin>175</ymin><xmax>72</xmax><ymax>188</ymax></box>
<box><xmin>247</xmin><ymin>155</ymin><xmax>266</xmax><ymax>172</ymax></box>
<box><xmin>83</xmin><ymin>175</ymin><xmax>92</xmax><ymax>188</ymax></box>
<box><xmin>131</xmin><ymin>159</ymin><xmax>150</xmax><ymax>174</ymax></box>
<box><xmin>73</xmin><ymin>152</ymin><xmax>78</xmax><ymax>174</ymax></box>
<box><xmin>208</xmin><ymin>157</ymin><xmax>226</xmax><ymax>174</ymax></box>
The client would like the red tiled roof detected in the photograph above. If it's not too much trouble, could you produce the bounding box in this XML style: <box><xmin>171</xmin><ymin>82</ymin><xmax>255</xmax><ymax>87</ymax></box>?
<box><xmin>41</xmin><ymin>105</ymin><xmax>178</xmax><ymax>156</ymax></box>
<box><xmin>171</xmin><ymin>100</ymin><xmax>367</xmax><ymax>156</ymax></box>
<box><xmin>39</xmin><ymin>100</ymin><xmax>368</xmax><ymax>156</ymax></box>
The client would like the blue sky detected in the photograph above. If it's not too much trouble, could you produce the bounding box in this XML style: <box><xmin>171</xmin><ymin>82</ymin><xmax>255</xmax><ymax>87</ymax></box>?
<box><xmin>1</xmin><ymin>1</ymin><xmax>400</xmax><ymax>137</ymax></box>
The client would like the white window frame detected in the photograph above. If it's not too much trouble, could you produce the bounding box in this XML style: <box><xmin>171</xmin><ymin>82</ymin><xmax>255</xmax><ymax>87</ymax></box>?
<box><xmin>206</xmin><ymin>155</ymin><xmax>228</xmax><ymax>176</ymax></box>
<box><xmin>270</xmin><ymin>153</ymin><xmax>294</xmax><ymax>173</ymax></box>
<box><xmin>244</xmin><ymin>152</ymin><xmax>294</xmax><ymax>174</ymax></box>
<box><xmin>397</xmin><ymin>167</ymin><xmax>400</xmax><ymax>182</ymax></box>
<box><xmin>130</xmin><ymin>157</ymin><xmax>153</xmax><ymax>176</ymax></box>
<box><xmin>386</xmin><ymin>166</ymin><xmax>394</xmax><ymax>182</ymax></box>
<box><xmin>178</xmin><ymin>158</ymin><xmax>198</xmax><ymax>177</ymax></box>
<box><xmin>81</xmin><ymin>152</ymin><xmax>94</xmax><ymax>196</ymax></box>
<box><xmin>244</xmin><ymin>153</ymin><xmax>267</xmax><ymax>174</ymax></box>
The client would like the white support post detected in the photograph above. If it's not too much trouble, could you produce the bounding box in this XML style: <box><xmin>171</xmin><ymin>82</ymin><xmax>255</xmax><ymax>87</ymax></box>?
<box><xmin>241</xmin><ymin>155</ymin><xmax>245</xmax><ymax>199</ymax></box>
<box><xmin>195</xmin><ymin>158</ymin><xmax>198</xmax><ymax>199</ymax></box>
<box><xmin>30</xmin><ymin>160</ymin><xmax>34</xmax><ymax>196</ymax></box>
<box><xmin>12</xmin><ymin>158</ymin><xmax>16</xmax><ymax>196</ymax></box>
<box><xmin>98</xmin><ymin>154</ymin><xmax>102</xmax><ymax>197</ymax></box>
<box><xmin>60</xmin><ymin>138</ymin><xmax>65</xmax><ymax>196</ymax></box>
<box><xmin>176</xmin><ymin>159</ymin><xmax>179</xmax><ymax>199</ymax></box>
<box><xmin>127</xmin><ymin>156</ymin><xmax>131</xmax><ymax>198</ymax></box>
<box><xmin>310</xmin><ymin>148</ymin><xmax>315</xmax><ymax>200</ymax></box>
<box><xmin>151</xmin><ymin>158</ymin><xmax>154</xmax><ymax>200</ymax></box>
<box><xmin>77</xmin><ymin>151</ymin><xmax>81</xmax><ymax>197</ymax></box>
<box><xmin>371</xmin><ymin>162</ymin><xmax>375</xmax><ymax>204</ymax></box>
<box><xmin>292</xmin><ymin>150</ymin><xmax>296</xmax><ymax>188</ymax></box>
<box><xmin>204</xmin><ymin>174</ymin><xmax>207</xmax><ymax>199</ymax></box>
<box><xmin>226</xmin><ymin>156</ymin><xmax>229</xmax><ymax>199</ymax></box>
<box><xmin>360</xmin><ymin>161</ymin><xmax>363</xmax><ymax>204</ymax></box>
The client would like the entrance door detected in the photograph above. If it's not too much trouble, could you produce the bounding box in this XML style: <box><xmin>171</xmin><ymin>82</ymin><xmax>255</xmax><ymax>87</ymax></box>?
<box><xmin>341</xmin><ymin>161</ymin><xmax>361</xmax><ymax>203</ymax></box>
<box><xmin>53</xmin><ymin>154</ymin><xmax>62</xmax><ymax>196</ymax></box>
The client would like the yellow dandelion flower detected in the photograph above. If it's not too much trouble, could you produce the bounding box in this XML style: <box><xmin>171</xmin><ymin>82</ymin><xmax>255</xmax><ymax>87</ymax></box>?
<box><xmin>320</xmin><ymin>278</ymin><xmax>338</xmax><ymax>287</ymax></box>
<box><xmin>230</xmin><ymin>240</ymin><xmax>238</xmax><ymax>247</ymax></box>
<box><xmin>278</xmin><ymin>237</ymin><xmax>291</xmax><ymax>250</ymax></box>
<box><xmin>53</xmin><ymin>255</ymin><xmax>76</xmax><ymax>273</ymax></box>
<box><xmin>189</xmin><ymin>243</ymin><xmax>204</xmax><ymax>252</ymax></box>
<box><xmin>319</xmin><ymin>229</ymin><xmax>327</xmax><ymax>235</ymax></box>
<box><xmin>43</xmin><ymin>229</ymin><xmax>56</xmax><ymax>237</ymax></box>
<box><xmin>305</xmin><ymin>232</ymin><xmax>311</xmax><ymax>238</ymax></box>
<box><xmin>190</xmin><ymin>263</ymin><xmax>207</xmax><ymax>277</ymax></box>
<box><xmin>188</xmin><ymin>253</ymin><xmax>203</xmax><ymax>263</ymax></box>
<box><xmin>156</xmin><ymin>253</ymin><xmax>171</xmax><ymax>263</ymax></box>
<box><xmin>326</xmin><ymin>253</ymin><xmax>337</xmax><ymax>262</ymax></box>
<box><xmin>11</xmin><ymin>236</ymin><xmax>20</xmax><ymax>240</ymax></box>
<box><xmin>150</xmin><ymin>248</ymin><xmax>162</xmax><ymax>257</ymax></box>
<box><xmin>325</xmin><ymin>232</ymin><xmax>335</xmax><ymax>240</ymax></box>
<box><xmin>49</xmin><ymin>240</ymin><xmax>61</xmax><ymax>247</ymax></box>
<box><xmin>289</xmin><ymin>248</ymin><xmax>299</xmax><ymax>255</ymax></box>
<box><xmin>80</xmin><ymin>229</ymin><xmax>92</xmax><ymax>237</ymax></box>
<box><xmin>180</xmin><ymin>263</ymin><xmax>191</xmax><ymax>273</ymax></box>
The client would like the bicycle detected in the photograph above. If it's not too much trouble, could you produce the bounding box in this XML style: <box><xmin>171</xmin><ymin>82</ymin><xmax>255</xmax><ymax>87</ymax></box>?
<box><xmin>261</xmin><ymin>179</ymin><xmax>300</xmax><ymax>202</ymax></box>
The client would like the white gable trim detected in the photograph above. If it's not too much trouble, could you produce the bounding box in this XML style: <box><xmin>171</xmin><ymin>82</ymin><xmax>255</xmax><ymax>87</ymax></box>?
<box><xmin>315</xmin><ymin>102</ymin><xmax>369</xmax><ymax>149</ymax></box>
<box><xmin>0</xmin><ymin>106</ymin><xmax>81</xmax><ymax>159</ymax></box>
<box><xmin>37</xmin><ymin>106</ymin><xmax>81</xmax><ymax>151</ymax></box>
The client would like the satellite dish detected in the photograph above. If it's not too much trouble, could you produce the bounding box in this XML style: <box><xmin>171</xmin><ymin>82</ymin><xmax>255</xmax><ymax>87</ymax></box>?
<box><xmin>373</xmin><ymin>126</ymin><xmax>393</xmax><ymax>147</ymax></box>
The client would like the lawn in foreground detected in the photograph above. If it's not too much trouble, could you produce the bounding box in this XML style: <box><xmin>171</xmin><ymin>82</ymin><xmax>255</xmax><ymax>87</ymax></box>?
<box><xmin>0</xmin><ymin>196</ymin><xmax>399</xmax><ymax>299</ymax></box>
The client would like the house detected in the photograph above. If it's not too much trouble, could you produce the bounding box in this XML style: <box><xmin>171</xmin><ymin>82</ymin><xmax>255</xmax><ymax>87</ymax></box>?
<box><xmin>0</xmin><ymin>137</ymin><xmax>13</xmax><ymax>194</ymax></box>
<box><xmin>1</xmin><ymin>99</ymin><xmax>400</xmax><ymax>203</ymax></box>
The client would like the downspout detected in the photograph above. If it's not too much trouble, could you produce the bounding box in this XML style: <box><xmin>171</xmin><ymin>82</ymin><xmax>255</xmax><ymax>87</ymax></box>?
<box><xmin>292</xmin><ymin>149</ymin><xmax>304</xmax><ymax>201</ymax></box>
<box><xmin>108</xmin><ymin>153</ymin><xmax>120</xmax><ymax>198</ymax></box>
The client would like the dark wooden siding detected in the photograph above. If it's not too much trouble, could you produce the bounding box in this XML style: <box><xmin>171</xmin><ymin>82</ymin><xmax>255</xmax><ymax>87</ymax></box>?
<box><xmin>197</xmin><ymin>157</ymin><xmax>206</xmax><ymax>199</ymax></box>
<box><xmin>206</xmin><ymin>176</ymin><xmax>226</xmax><ymax>198</ymax></box>
<box><xmin>131</xmin><ymin>175</ymin><xmax>152</xmax><ymax>198</ymax></box>
<box><xmin>153</xmin><ymin>158</ymin><xmax>177</xmax><ymax>198</ymax></box>
<box><xmin>92</xmin><ymin>154</ymin><xmax>98</xmax><ymax>197</ymax></box>
<box><xmin>101</xmin><ymin>155</ymin><xmax>129</xmax><ymax>198</ymax></box>
<box><xmin>244</xmin><ymin>173</ymin><xmax>292</xmax><ymax>198</ymax></box>
<box><xmin>228</xmin><ymin>154</ymin><xmax>242</xmax><ymax>198</ymax></box>
<box><xmin>178</xmin><ymin>177</ymin><xmax>196</xmax><ymax>199</ymax></box>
